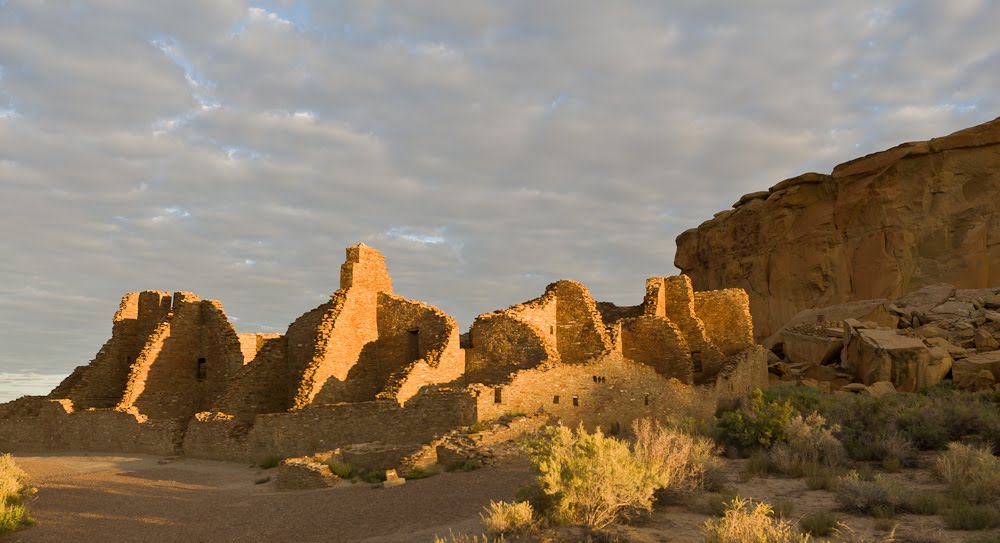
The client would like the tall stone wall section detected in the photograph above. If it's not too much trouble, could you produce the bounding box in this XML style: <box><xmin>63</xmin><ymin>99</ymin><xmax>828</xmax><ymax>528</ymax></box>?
<box><xmin>694</xmin><ymin>289</ymin><xmax>755</xmax><ymax>356</ymax></box>
<box><xmin>617</xmin><ymin>316</ymin><xmax>693</xmax><ymax>383</ymax></box>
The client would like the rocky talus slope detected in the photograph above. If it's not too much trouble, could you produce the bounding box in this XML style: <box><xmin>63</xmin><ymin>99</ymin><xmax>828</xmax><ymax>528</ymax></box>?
<box><xmin>676</xmin><ymin>116</ymin><xmax>1000</xmax><ymax>339</ymax></box>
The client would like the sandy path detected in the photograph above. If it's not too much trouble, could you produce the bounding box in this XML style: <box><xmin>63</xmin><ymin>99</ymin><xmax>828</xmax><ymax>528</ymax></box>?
<box><xmin>8</xmin><ymin>453</ymin><xmax>531</xmax><ymax>543</ymax></box>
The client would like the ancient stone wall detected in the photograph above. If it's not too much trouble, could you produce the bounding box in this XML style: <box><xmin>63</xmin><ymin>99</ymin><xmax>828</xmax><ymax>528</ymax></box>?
<box><xmin>695</xmin><ymin>289</ymin><xmax>756</xmax><ymax>356</ymax></box>
<box><xmin>646</xmin><ymin>277</ymin><xmax>725</xmax><ymax>378</ymax></box>
<box><xmin>617</xmin><ymin>316</ymin><xmax>693</xmax><ymax>383</ymax></box>
<box><xmin>464</xmin><ymin>313</ymin><xmax>555</xmax><ymax>384</ymax></box>
<box><xmin>213</xmin><ymin>336</ymin><xmax>291</xmax><ymax>419</ymax></box>
<box><xmin>183</xmin><ymin>390</ymin><xmax>476</xmax><ymax>463</ymax></box>
<box><xmin>55</xmin><ymin>291</ymin><xmax>172</xmax><ymax>409</ymax></box>
<box><xmin>118</xmin><ymin>293</ymin><xmax>244</xmax><ymax>421</ymax></box>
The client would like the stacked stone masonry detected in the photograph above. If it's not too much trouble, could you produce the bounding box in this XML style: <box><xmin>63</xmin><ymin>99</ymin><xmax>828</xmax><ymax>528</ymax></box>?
<box><xmin>0</xmin><ymin>244</ymin><xmax>767</xmax><ymax>465</ymax></box>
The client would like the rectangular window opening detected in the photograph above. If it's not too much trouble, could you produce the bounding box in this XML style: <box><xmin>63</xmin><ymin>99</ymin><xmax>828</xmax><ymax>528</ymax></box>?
<box><xmin>691</xmin><ymin>351</ymin><xmax>703</xmax><ymax>373</ymax></box>
<box><xmin>407</xmin><ymin>329</ymin><xmax>420</xmax><ymax>363</ymax></box>
<box><xmin>553</xmin><ymin>395</ymin><xmax>560</xmax><ymax>404</ymax></box>
<box><xmin>494</xmin><ymin>387</ymin><xmax>503</xmax><ymax>404</ymax></box>
<box><xmin>644</xmin><ymin>393</ymin><xmax>650</xmax><ymax>406</ymax></box>
<box><xmin>196</xmin><ymin>357</ymin><xmax>207</xmax><ymax>381</ymax></box>
<box><xmin>572</xmin><ymin>396</ymin><xmax>579</xmax><ymax>407</ymax></box>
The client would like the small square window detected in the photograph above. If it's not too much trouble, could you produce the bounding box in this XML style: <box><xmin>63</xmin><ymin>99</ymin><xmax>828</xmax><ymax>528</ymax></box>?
<box><xmin>572</xmin><ymin>396</ymin><xmax>579</xmax><ymax>407</ymax></box>
<box><xmin>553</xmin><ymin>395</ymin><xmax>560</xmax><ymax>404</ymax></box>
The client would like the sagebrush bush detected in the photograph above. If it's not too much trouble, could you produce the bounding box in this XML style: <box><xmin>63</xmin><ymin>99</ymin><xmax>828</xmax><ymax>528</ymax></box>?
<box><xmin>700</xmin><ymin>497</ymin><xmax>808</xmax><ymax>543</ymax></box>
<box><xmin>769</xmin><ymin>413</ymin><xmax>845</xmax><ymax>476</ymax></box>
<box><xmin>932</xmin><ymin>442</ymin><xmax>1000</xmax><ymax>504</ymax></box>
<box><xmin>798</xmin><ymin>510</ymin><xmax>838</xmax><ymax>537</ymax></box>
<box><xmin>480</xmin><ymin>501</ymin><xmax>533</xmax><ymax>536</ymax></box>
<box><xmin>432</xmin><ymin>531</ymin><xmax>503</xmax><ymax>543</ymax></box>
<box><xmin>324</xmin><ymin>458</ymin><xmax>354</xmax><ymax>479</ymax></box>
<box><xmin>833</xmin><ymin>471</ymin><xmax>902</xmax><ymax>518</ymax></box>
<box><xmin>0</xmin><ymin>454</ymin><xmax>33</xmax><ymax>535</ymax></box>
<box><xmin>526</xmin><ymin>420</ymin><xmax>716</xmax><ymax>529</ymax></box>
<box><xmin>716</xmin><ymin>389</ymin><xmax>795</xmax><ymax>456</ymax></box>
<box><xmin>941</xmin><ymin>501</ymin><xmax>1000</xmax><ymax>530</ymax></box>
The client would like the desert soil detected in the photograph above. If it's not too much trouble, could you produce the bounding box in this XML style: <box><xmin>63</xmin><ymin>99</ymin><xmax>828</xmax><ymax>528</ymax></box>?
<box><xmin>7</xmin><ymin>453</ymin><xmax>530</xmax><ymax>543</ymax></box>
<box><xmin>8</xmin><ymin>452</ymin><xmax>1000</xmax><ymax>543</ymax></box>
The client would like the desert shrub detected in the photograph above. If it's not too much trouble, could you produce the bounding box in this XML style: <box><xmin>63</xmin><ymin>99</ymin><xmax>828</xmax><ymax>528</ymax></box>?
<box><xmin>769</xmin><ymin>413</ymin><xmax>845</xmax><ymax>476</ymax></box>
<box><xmin>965</xmin><ymin>535</ymin><xmax>1000</xmax><ymax>543</ymax></box>
<box><xmin>433</xmin><ymin>531</ymin><xmax>503</xmax><ymax>543</ymax></box>
<box><xmin>257</xmin><ymin>455</ymin><xmax>282</xmax><ymax>469</ymax></box>
<box><xmin>631</xmin><ymin>418</ymin><xmax>719</xmax><ymax>494</ymax></box>
<box><xmin>324</xmin><ymin>458</ymin><xmax>354</xmax><ymax>479</ymax></box>
<box><xmin>700</xmin><ymin>497</ymin><xmax>808</xmax><ymax>543</ymax></box>
<box><xmin>763</xmin><ymin>384</ymin><xmax>835</xmax><ymax>415</ymax></box>
<box><xmin>872</xmin><ymin>432</ymin><xmax>915</xmax><ymax>469</ymax></box>
<box><xmin>0</xmin><ymin>454</ymin><xmax>33</xmax><ymax>535</ymax></box>
<box><xmin>716</xmin><ymin>389</ymin><xmax>795</xmax><ymax>456</ymax></box>
<box><xmin>799</xmin><ymin>510</ymin><xmax>838</xmax><ymax>537</ymax></box>
<box><xmin>833</xmin><ymin>471</ymin><xmax>902</xmax><ymax>518</ymax></box>
<box><xmin>402</xmin><ymin>466</ymin><xmax>437</xmax><ymax>480</ymax></box>
<box><xmin>740</xmin><ymin>450</ymin><xmax>772</xmax><ymax>481</ymax></box>
<box><xmin>900</xmin><ymin>493</ymin><xmax>942</xmax><ymax>515</ymax></box>
<box><xmin>771</xmin><ymin>498</ymin><xmax>795</xmax><ymax>519</ymax></box>
<box><xmin>691</xmin><ymin>491</ymin><xmax>739</xmax><ymax>518</ymax></box>
<box><xmin>830</xmin><ymin>524</ymin><xmax>896</xmax><ymax>543</ymax></box>
<box><xmin>480</xmin><ymin>501</ymin><xmax>534</xmax><ymax>536</ymax></box>
<box><xmin>358</xmin><ymin>469</ymin><xmax>387</xmax><ymax>483</ymax></box>
<box><xmin>446</xmin><ymin>459</ymin><xmax>483</xmax><ymax>472</ymax></box>
<box><xmin>932</xmin><ymin>442</ymin><xmax>1000</xmax><ymax>504</ymax></box>
<box><xmin>526</xmin><ymin>420</ymin><xmax>716</xmax><ymax>529</ymax></box>
<box><xmin>942</xmin><ymin>502</ymin><xmax>1000</xmax><ymax>530</ymax></box>
<box><xmin>802</xmin><ymin>463</ymin><xmax>839</xmax><ymax>491</ymax></box>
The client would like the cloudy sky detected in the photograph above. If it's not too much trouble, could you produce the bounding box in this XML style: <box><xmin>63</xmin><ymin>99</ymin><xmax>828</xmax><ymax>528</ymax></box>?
<box><xmin>1</xmin><ymin>1</ymin><xmax>999</xmax><ymax>401</ymax></box>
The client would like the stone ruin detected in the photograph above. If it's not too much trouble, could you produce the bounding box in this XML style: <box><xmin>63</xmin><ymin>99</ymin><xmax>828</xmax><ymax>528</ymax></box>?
<box><xmin>0</xmin><ymin>244</ymin><xmax>767</xmax><ymax>468</ymax></box>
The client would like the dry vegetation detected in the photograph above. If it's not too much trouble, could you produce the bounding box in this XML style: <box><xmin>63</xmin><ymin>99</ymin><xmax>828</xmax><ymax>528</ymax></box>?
<box><xmin>0</xmin><ymin>454</ymin><xmax>33</xmax><ymax>535</ymax></box>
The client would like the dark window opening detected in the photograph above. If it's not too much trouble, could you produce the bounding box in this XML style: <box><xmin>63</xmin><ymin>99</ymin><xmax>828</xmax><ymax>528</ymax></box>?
<box><xmin>550</xmin><ymin>325</ymin><xmax>555</xmax><ymax>335</ymax></box>
<box><xmin>572</xmin><ymin>396</ymin><xmax>579</xmax><ymax>407</ymax></box>
<box><xmin>592</xmin><ymin>375</ymin><xmax>598</xmax><ymax>383</ymax></box>
<box><xmin>691</xmin><ymin>351</ymin><xmax>703</xmax><ymax>373</ymax></box>
<box><xmin>196</xmin><ymin>358</ymin><xmax>207</xmax><ymax>381</ymax></box>
<box><xmin>553</xmin><ymin>395</ymin><xmax>560</xmax><ymax>404</ymax></box>
<box><xmin>644</xmin><ymin>393</ymin><xmax>650</xmax><ymax>406</ymax></box>
<box><xmin>407</xmin><ymin>329</ymin><xmax>420</xmax><ymax>362</ymax></box>
<box><xmin>494</xmin><ymin>387</ymin><xmax>503</xmax><ymax>404</ymax></box>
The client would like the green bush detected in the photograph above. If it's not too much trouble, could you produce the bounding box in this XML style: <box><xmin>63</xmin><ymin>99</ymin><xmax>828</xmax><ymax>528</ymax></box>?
<box><xmin>900</xmin><ymin>493</ymin><xmax>942</xmax><ymax>515</ymax></box>
<box><xmin>716</xmin><ymin>389</ymin><xmax>795</xmax><ymax>456</ymax></box>
<box><xmin>932</xmin><ymin>442</ymin><xmax>1000</xmax><ymax>504</ymax></box>
<box><xmin>324</xmin><ymin>458</ymin><xmax>354</xmax><ymax>479</ymax></box>
<box><xmin>833</xmin><ymin>471</ymin><xmax>902</xmax><ymax>518</ymax></box>
<box><xmin>700</xmin><ymin>497</ymin><xmax>808</xmax><ymax>543</ymax></box>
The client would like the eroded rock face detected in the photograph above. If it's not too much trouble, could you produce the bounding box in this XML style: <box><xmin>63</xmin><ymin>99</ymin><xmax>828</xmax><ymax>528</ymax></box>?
<box><xmin>676</xmin><ymin>116</ymin><xmax>1000</xmax><ymax>339</ymax></box>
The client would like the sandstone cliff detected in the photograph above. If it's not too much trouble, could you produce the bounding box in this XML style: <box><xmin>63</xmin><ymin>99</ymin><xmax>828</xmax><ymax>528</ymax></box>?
<box><xmin>675</xmin><ymin>115</ymin><xmax>1000</xmax><ymax>339</ymax></box>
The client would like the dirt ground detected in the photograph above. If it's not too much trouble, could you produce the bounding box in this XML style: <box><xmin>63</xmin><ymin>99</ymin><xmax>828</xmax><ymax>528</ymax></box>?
<box><xmin>7</xmin><ymin>452</ymin><xmax>1000</xmax><ymax>543</ymax></box>
<box><xmin>7</xmin><ymin>453</ymin><xmax>530</xmax><ymax>543</ymax></box>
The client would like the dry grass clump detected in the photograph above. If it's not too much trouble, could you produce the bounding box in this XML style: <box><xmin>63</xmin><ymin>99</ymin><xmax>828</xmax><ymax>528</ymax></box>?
<box><xmin>700</xmin><ymin>497</ymin><xmax>808</xmax><ymax>543</ymax></box>
<box><xmin>0</xmin><ymin>454</ymin><xmax>34</xmax><ymax>535</ymax></box>
<box><xmin>432</xmin><ymin>531</ymin><xmax>504</xmax><ymax>543</ymax></box>
<box><xmin>798</xmin><ymin>510</ymin><xmax>838</xmax><ymax>537</ymax></box>
<box><xmin>832</xmin><ymin>471</ymin><xmax>902</xmax><ymax>518</ymax></box>
<box><xmin>524</xmin><ymin>419</ymin><xmax>717</xmax><ymax>530</ymax></box>
<box><xmin>769</xmin><ymin>413</ymin><xmax>846</xmax><ymax>476</ymax></box>
<box><xmin>480</xmin><ymin>501</ymin><xmax>534</xmax><ymax>536</ymax></box>
<box><xmin>932</xmin><ymin>442</ymin><xmax>1000</xmax><ymax>504</ymax></box>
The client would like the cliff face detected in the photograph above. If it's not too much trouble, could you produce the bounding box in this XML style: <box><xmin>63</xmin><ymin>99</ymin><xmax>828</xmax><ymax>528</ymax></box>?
<box><xmin>675</xmin><ymin>116</ymin><xmax>1000</xmax><ymax>339</ymax></box>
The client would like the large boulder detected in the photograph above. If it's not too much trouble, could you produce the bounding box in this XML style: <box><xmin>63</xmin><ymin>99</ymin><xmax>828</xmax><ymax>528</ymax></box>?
<box><xmin>764</xmin><ymin>299</ymin><xmax>896</xmax><ymax>350</ymax></box>
<box><xmin>675</xmin><ymin>116</ymin><xmax>1000</xmax><ymax>339</ymax></box>
<box><xmin>953</xmin><ymin>351</ymin><xmax>1000</xmax><ymax>390</ymax></box>
<box><xmin>841</xmin><ymin>320</ymin><xmax>952</xmax><ymax>391</ymax></box>
<box><xmin>781</xmin><ymin>328</ymin><xmax>843</xmax><ymax>365</ymax></box>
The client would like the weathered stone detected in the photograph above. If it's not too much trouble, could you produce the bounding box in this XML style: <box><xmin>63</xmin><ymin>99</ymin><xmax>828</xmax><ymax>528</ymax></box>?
<box><xmin>277</xmin><ymin>458</ymin><xmax>340</xmax><ymax>489</ymax></box>
<box><xmin>915</xmin><ymin>325</ymin><xmax>949</xmax><ymax>339</ymax></box>
<box><xmin>985</xmin><ymin>294</ymin><xmax>1000</xmax><ymax>309</ymax></box>
<box><xmin>975</xmin><ymin>328</ymin><xmax>1000</xmax><ymax>352</ymax></box>
<box><xmin>801</xmin><ymin>364</ymin><xmax>838</xmax><ymax>382</ymax></box>
<box><xmin>675</xmin><ymin>116</ymin><xmax>1000</xmax><ymax>339</ymax></box>
<box><xmin>929</xmin><ymin>301</ymin><xmax>976</xmax><ymax>320</ymax></box>
<box><xmin>781</xmin><ymin>330</ymin><xmax>843</xmax><ymax>365</ymax></box>
<box><xmin>953</xmin><ymin>351</ymin><xmax>1000</xmax><ymax>390</ymax></box>
<box><xmin>842</xmin><ymin>322</ymin><xmax>952</xmax><ymax>391</ymax></box>
<box><xmin>764</xmin><ymin>301</ymin><xmax>896</xmax><ymax>348</ymax></box>
<box><xmin>895</xmin><ymin>284</ymin><xmax>958</xmax><ymax>313</ymax></box>
<box><xmin>865</xmin><ymin>381</ymin><xmax>896</xmax><ymax>397</ymax></box>
<box><xmin>841</xmin><ymin>383</ymin><xmax>867</xmax><ymax>394</ymax></box>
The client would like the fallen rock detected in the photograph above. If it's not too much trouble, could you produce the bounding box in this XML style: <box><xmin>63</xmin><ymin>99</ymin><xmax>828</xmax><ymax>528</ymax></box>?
<box><xmin>960</xmin><ymin>369</ymin><xmax>997</xmax><ymax>392</ymax></box>
<box><xmin>764</xmin><ymin>301</ymin><xmax>897</xmax><ymax>349</ymax></box>
<box><xmin>975</xmin><ymin>328</ymin><xmax>1000</xmax><ymax>352</ymax></box>
<box><xmin>866</xmin><ymin>381</ymin><xmax>896</xmax><ymax>397</ymax></box>
<box><xmin>842</xmin><ymin>321</ymin><xmax>952</xmax><ymax>391</ymax></box>
<box><xmin>895</xmin><ymin>284</ymin><xmax>957</xmax><ymax>313</ymax></box>
<box><xmin>277</xmin><ymin>458</ymin><xmax>340</xmax><ymax>490</ymax></box>
<box><xmin>801</xmin><ymin>363</ymin><xmax>839</xmax><ymax>382</ymax></box>
<box><xmin>953</xmin><ymin>351</ymin><xmax>1000</xmax><ymax>390</ymax></box>
<box><xmin>781</xmin><ymin>329</ymin><xmax>843</xmax><ymax>365</ymax></box>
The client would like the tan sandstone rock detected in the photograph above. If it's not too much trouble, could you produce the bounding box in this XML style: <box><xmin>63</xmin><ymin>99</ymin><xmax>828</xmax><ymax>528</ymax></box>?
<box><xmin>842</xmin><ymin>321</ymin><xmax>952</xmax><ymax>391</ymax></box>
<box><xmin>975</xmin><ymin>328</ymin><xmax>999</xmax><ymax>352</ymax></box>
<box><xmin>953</xmin><ymin>351</ymin><xmax>1000</xmax><ymax>390</ymax></box>
<box><xmin>675</xmin><ymin>116</ymin><xmax>1000</xmax><ymax>339</ymax></box>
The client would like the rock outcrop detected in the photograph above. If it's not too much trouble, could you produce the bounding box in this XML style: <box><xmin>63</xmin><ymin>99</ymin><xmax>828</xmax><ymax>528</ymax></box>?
<box><xmin>676</xmin><ymin>116</ymin><xmax>1000</xmax><ymax>339</ymax></box>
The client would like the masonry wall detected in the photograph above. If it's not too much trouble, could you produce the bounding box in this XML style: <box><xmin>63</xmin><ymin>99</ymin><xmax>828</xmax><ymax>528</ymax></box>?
<box><xmin>596</xmin><ymin>302</ymin><xmax>644</xmax><ymax>327</ymax></box>
<box><xmin>119</xmin><ymin>294</ymin><xmax>244</xmax><ymax>421</ymax></box>
<box><xmin>213</xmin><ymin>336</ymin><xmax>291</xmax><ymax>419</ymax></box>
<box><xmin>617</xmin><ymin>316</ymin><xmax>693</xmax><ymax>383</ymax></box>
<box><xmin>57</xmin><ymin>291</ymin><xmax>172</xmax><ymax>409</ymax></box>
<box><xmin>183</xmin><ymin>390</ymin><xmax>476</xmax><ymax>463</ymax></box>
<box><xmin>0</xmin><ymin>399</ymin><xmax>182</xmax><ymax>456</ymax></box>
<box><xmin>552</xmin><ymin>281</ymin><xmax>613</xmax><ymax>364</ymax></box>
<box><xmin>646</xmin><ymin>277</ymin><xmax>725</xmax><ymax>379</ymax></box>
<box><xmin>694</xmin><ymin>289</ymin><xmax>756</xmax><ymax>356</ymax></box>
<box><xmin>465</xmin><ymin>313</ymin><xmax>555</xmax><ymax>384</ymax></box>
